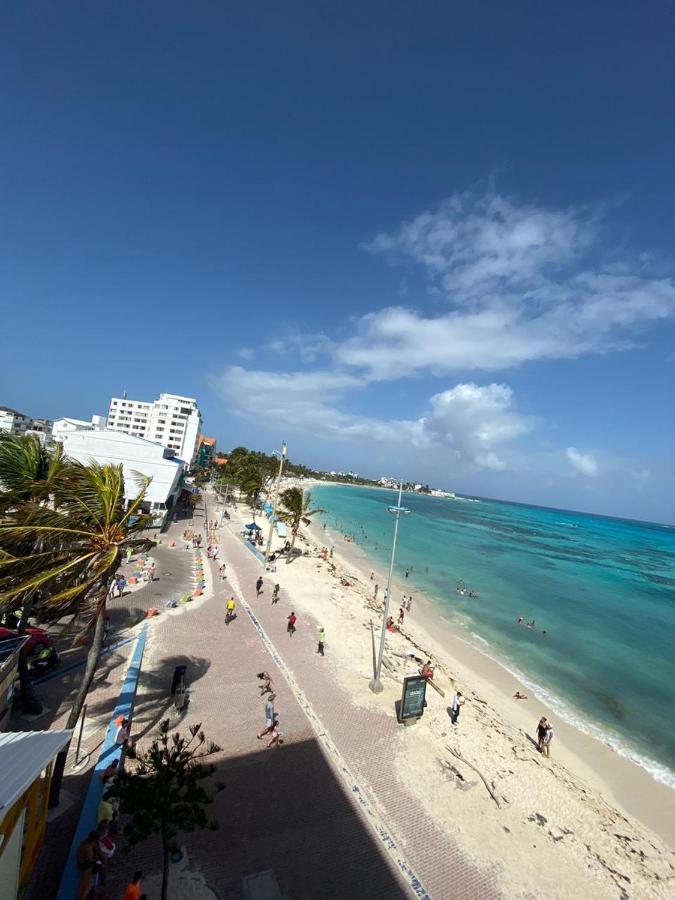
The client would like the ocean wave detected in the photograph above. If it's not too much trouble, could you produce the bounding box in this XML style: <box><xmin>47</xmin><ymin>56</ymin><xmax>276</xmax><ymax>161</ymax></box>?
<box><xmin>465</xmin><ymin>636</ymin><xmax>675</xmax><ymax>790</ymax></box>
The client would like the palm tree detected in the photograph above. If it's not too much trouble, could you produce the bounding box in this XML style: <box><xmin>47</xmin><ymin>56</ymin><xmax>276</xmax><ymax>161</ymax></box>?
<box><xmin>0</xmin><ymin>461</ymin><xmax>152</xmax><ymax>804</ymax></box>
<box><xmin>239</xmin><ymin>463</ymin><xmax>264</xmax><ymax>520</ymax></box>
<box><xmin>0</xmin><ymin>434</ymin><xmax>72</xmax><ymax>712</ymax></box>
<box><xmin>278</xmin><ymin>487</ymin><xmax>323</xmax><ymax>553</ymax></box>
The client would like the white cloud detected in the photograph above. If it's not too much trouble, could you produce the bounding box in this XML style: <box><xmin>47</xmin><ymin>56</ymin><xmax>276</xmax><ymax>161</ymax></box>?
<box><xmin>266</xmin><ymin>329</ymin><xmax>333</xmax><ymax>363</ymax></box>
<box><xmin>364</xmin><ymin>191</ymin><xmax>592</xmax><ymax>299</ymax></box>
<box><xmin>567</xmin><ymin>446</ymin><xmax>599</xmax><ymax>477</ymax></box>
<box><xmin>211</xmin><ymin>191</ymin><xmax>675</xmax><ymax>491</ymax></box>
<box><xmin>211</xmin><ymin>367</ymin><xmax>529</xmax><ymax>470</ymax></box>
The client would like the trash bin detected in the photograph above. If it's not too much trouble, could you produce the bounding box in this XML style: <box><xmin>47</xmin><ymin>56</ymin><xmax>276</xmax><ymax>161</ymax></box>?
<box><xmin>170</xmin><ymin>665</ymin><xmax>187</xmax><ymax>696</ymax></box>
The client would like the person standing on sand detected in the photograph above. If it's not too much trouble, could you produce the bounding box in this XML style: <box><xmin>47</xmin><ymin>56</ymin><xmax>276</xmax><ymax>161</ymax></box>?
<box><xmin>317</xmin><ymin>626</ymin><xmax>325</xmax><ymax>656</ymax></box>
<box><xmin>536</xmin><ymin>717</ymin><xmax>548</xmax><ymax>752</ymax></box>
<box><xmin>287</xmin><ymin>612</ymin><xmax>297</xmax><ymax>636</ymax></box>
<box><xmin>256</xmin><ymin>576</ymin><xmax>263</xmax><ymax>597</ymax></box>
<box><xmin>407</xmin><ymin>595</ymin><xmax>413</xmax><ymax>612</ymax></box>
<box><xmin>450</xmin><ymin>691</ymin><xmax>464</xmax><ymax>725</ymax></box>
<box><xmin>374</xmin><ymin>584</ymin><xmax>379</xmax><ymax>600</ymax></box>
<box><xmin>398</xmin><ymin>606</ymin><xmax>405</xmax><ymax>626</ymax></box>
<box><xmin>543</xmin><ymin>722</ymin><xmax>554</xmax><ymax>757</ymax></box>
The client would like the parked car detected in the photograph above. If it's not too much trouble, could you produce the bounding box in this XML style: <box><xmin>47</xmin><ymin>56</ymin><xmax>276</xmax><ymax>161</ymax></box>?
<box><xmin>0</xmin><ymin>625</ymin><xmax>52</xmax><ymax>657</ymax></box>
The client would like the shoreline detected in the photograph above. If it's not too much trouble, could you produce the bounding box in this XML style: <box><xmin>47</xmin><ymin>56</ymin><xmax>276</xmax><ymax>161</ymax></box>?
<box><xmin>300</xmin><ymin>481</ymin><xmax>675</xmax><ymax>849</ymax></box>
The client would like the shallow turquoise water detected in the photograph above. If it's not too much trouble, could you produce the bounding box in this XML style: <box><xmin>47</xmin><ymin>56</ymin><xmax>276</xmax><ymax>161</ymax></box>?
<box><xmin>311</xmin><ymin>484</ymin><xmax>675</xmax><ymax>786</ymax></box>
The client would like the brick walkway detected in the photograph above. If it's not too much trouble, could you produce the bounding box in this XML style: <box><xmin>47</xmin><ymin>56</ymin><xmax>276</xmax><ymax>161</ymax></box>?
<box><xmin>98</xmin><ymin>497</ymin><xmax>500</xmax><ymax>900</ymax></box>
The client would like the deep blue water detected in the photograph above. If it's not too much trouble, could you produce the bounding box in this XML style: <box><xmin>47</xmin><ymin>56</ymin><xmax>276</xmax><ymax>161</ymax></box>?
<box><xmin>311</xmin><ymin>484</ymin><xmax>675</xmax><ymax>786</ymax></box>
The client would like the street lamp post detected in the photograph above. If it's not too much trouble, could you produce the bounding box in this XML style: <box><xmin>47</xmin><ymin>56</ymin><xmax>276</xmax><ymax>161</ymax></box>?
<box><xmin>264</xmin><ymin>441</ymin><xmax>287</xmax><ymax>567</ymax></box>
<box><xmin>369</xmin><ymin>480</ymin><xmax>410</xmax><ymax>693</ymax></box>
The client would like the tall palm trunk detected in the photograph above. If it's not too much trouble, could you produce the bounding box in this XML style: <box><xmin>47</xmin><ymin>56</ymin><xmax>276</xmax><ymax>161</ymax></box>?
<box><xmin>48</xmin><ymin>607</ymin><xmax>106</xmax><ymax>807</ymax></box>
<box><xmin>17</xmin><ymin>592</ymin><xmax>42</xmax><ymax>714</ymax></box>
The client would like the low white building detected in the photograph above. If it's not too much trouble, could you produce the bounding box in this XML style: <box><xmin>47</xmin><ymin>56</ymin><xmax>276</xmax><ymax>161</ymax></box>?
<box><xmin>56</xmin><ymin>429</ymin><xmax>186</xmax><ymax>528</ymax></box>
<box><xmin>51</xmin><ymin>415</ymin><xmax>107</xmax><ymax>444</ymax></box>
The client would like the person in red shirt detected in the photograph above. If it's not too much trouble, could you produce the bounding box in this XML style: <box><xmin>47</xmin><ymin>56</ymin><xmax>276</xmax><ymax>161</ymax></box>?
<box><xmin>286</xmin><ymin>612</ymin><xmax>297</xmax><ymax>636</ymax></box>
<box><xmin>123</xmin><ymin>870</ymin><xmax>143</xmax><ymax>900</ymax></box>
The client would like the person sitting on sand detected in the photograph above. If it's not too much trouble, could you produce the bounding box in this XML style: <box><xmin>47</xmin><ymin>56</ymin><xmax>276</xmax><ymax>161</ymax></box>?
<box><xmin>386</xmin><ymin>616</ymin><xmax>396</xmax><ymax>632</ymax></box>
<box><xmin>421</xmin><ymin>660</ymin><xmax>435</xmax><ymax>680</ymax></box>
<box><xmin>513</xmin><ymin>691</ymin><xmax>528</xmax><ymax>700</ymax></box>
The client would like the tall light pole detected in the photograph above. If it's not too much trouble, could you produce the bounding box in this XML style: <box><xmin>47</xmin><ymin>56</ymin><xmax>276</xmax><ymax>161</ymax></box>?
<box><xmin>264</xmin><ymin>441</ymin><xmax>287</xmax><ymax>567</ymax></box>
<box><xmin>369</xmin><ymin>480</ymin><xmax>410</xmax><ymax>693</ymax></box>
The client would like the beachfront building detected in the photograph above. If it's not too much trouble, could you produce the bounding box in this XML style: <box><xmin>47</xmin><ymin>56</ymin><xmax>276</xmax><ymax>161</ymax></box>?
<box><xmin>57</xmin><ymin>428</ymin><xmax>187</xmax><ymax>527</ymax></box>
<box><xmin>196</xmin><ymin>435</ymin><xmax>217</xmax><ymax>467</ymax></box>
<box><xmin>106</xmin><ymin>392</ymin><xmax>202</xmax><ymax>464</ymax></box>
<box><xmin>0</xmin><ymin>407</ymin><xmax>33</xmax><ymax>435</ymax></box>
<box><xmin>0</xmin><ymin>730</ymin><xmax>72</xmax><ymax>897</ymax></box>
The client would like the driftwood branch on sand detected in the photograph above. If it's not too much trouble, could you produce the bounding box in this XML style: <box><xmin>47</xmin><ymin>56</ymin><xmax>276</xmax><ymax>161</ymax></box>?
<box><xmin>447</xmin><ymin>745</ymin><xmax>501</xmax><ymax>808</ymax></box>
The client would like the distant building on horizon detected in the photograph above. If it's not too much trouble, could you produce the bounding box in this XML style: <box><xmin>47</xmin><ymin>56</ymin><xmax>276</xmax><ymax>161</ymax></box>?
<box><xmin>0</xmin><ymin>406</ymin><xmax>35</xmax><ymax>436</ymax></box>
<box><xmin>106</xmin><ymin>392</ymin><xmax>202</xmax><ymax>464</ymax></box>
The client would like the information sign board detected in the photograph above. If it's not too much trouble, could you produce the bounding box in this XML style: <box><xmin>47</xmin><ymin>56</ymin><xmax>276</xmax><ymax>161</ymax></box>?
<box><xmin>400</xmin><ymin>674</ymin><xmax>427</xmax><ymax>721</ymax></box>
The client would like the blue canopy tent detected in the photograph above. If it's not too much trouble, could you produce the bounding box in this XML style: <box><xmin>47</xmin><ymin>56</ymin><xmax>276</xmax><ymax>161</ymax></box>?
<box><xmin>245</xmin><ymin>523</ymin><xmax>262</xmax><ymax>532</ymax></box>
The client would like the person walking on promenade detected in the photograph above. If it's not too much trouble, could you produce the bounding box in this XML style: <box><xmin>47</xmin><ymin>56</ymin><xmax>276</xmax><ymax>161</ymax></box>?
<box><xmin>267</xmin><ymin>719</ymin><xmax>283</xmax><ymax>748</ymax></box>
<box><xmin>317</xmin><ymin>626</ymin><xmax>325</xmax><ymax>656</ymax></box>
<box><xmin>257</xmin><ymin>671</ymin><xmax>273</xmax><ymax>695</ymax></box>
<box><xmin>125</xmin><ymin>546</ymin><xmax>133</xmax><ymax>564</ymax></box>
<box><xmin>225</xmin><ymin>596</ymin><xmax>236</xmax><ymax>624</ymax></box>
<box><xmin>542</xmin><ymin>722</ymin><xmax>554</xmax><ymax>758</ymax></box>
<box><xmin>450</xmin><ymin>691</ymin><xmax>464</xmax><ymax>725</ymax></box>
<box><xmin>117</xmin><ymin>575</ymin><xmax>127</xmax><ymax>596</ymax></box>
<box><xmin>256</xmin><ymin>576</ymin><xmax>264</xmax><ymax>597</ymax></box>
<box><xmin>257</xmin><ymin>693</ymin><xmax>277</xmax><ymax>739</ymax></box>
<box><xmin>219</xmin><ymin>562</ymin><xmax>226</xmax><ymax>580</ymax></box>
<box><xmin>287</xmin><ymin>612</ymin><xmax>297</xmax><ymax>636</ymax></box>
<box><xmin>272</xmin><ymin>583</ymin><xmax>280</xmax><ymax>604</ymax></box>
<box><xmin>123</xmin><ymin>870</ymin><xmax>143</xmax><ymax>900</ymax></box>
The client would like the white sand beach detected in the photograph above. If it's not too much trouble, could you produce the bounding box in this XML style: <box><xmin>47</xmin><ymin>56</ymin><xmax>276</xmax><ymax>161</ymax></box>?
<box><xmin>221</xmin><ymin>481</ymin><xmax>675</xmax><ymax>899</ymax></box>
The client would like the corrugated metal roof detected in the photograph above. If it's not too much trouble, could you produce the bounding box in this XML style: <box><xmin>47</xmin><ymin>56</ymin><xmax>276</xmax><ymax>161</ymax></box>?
<box><xmin>0</xmin><ymin>730</ymin><xmax>72</xmax><ymax>813</ymax></box>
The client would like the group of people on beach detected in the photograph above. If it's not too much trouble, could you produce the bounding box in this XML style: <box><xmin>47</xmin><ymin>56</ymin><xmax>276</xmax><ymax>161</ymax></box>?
<box><xmin>516</xmin><ymin>617</ymin><xmax>548</xmax><ymax>636</ymax></box>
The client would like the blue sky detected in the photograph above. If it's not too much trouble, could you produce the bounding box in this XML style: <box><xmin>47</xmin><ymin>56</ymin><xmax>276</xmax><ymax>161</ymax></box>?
<box><xmin>1</xmin><ymin>3</ymin><xmax>674</xmax><ymax>522</ymax></box>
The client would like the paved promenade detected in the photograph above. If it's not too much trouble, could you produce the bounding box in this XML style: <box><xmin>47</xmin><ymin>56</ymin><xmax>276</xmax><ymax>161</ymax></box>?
<box><xmin>100</xmin><ymin>497</ymin><xmax>499</xmax><ymax>899</ymax></box>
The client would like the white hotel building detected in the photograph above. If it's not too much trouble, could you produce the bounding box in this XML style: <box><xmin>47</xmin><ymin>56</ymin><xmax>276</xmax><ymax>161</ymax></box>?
<box><xmin>106</xmin><ymin>393</ymin><xmax>202</xmax><ymax>464</ymax></box>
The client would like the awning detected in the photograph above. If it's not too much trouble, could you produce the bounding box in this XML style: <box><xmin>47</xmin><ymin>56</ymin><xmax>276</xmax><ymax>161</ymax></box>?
<box><xmin>182</xmin><ymin>484</ymin><xmax>201</xmax><ymax>495</ymax></box>
<box><xmin>275</xmin><ymin>522</ymin><xmax>288</xmax><ymax>538</ymax></box>
<box><xmin>245</xmin><ymin>523</ymin><xmax>262</xmax><ymax>531</ymax></box>
<box><xmin>0</xmin><ymin>730</ymin><xmax>72</xmax><ymax>813</ymax></box>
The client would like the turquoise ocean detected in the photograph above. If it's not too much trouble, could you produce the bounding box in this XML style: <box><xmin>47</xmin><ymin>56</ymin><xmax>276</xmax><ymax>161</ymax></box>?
<box><xmin>311</xmin><ymin>484</ymin><xmax>675</xmax><ymax>788</ymax></box>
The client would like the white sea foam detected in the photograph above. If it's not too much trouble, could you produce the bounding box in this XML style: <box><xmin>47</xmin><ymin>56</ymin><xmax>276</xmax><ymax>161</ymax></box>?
<box><xmin>463</xmin><ymin>633</ymin><xmax>675</xmax><ymax>790</ymax></box>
